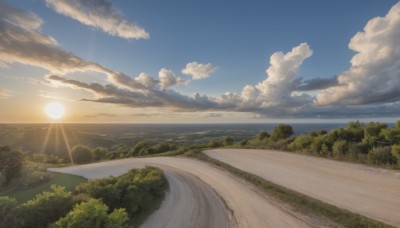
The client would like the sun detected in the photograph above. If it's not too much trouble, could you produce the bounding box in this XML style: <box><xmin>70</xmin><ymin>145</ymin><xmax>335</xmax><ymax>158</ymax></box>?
<box><xmin>44</xmin><ymin>102</ymin><xmax>65</xmax><ymax>120</ymax></box>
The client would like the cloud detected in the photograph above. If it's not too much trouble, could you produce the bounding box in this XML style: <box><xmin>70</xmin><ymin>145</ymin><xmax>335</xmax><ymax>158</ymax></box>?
<box><xmin>45</xmin><ymin>0</ymin><xmax>149</xmax><ymax>39</ymax></box>
<box><xmin>158</xmin><ymin>69</ymin><xmax>187</xmax><ymax>89</ymax></box>
<box><xmin>254</xmin><ymin>43</ymin><xmax>313</xmax><ymax>107</ymax></box>
<box><xmin>317</xmin><ymin>2</ymin><xmax>400</xmax><ymax>105</ymax></box>
<box><xmin>296</xmin><ymin>76</ymin><xmax>339</xmax><ymax>91</ymax></box>
<box><xmin>0</xmin><ymin>89</ymin><xmax>11</xmax><ymax>99</ymax></box>
<box><xmin>135</xmin><ymin>73</ymin><xmax>158</xmax><ymax>89</ymax></box>
<box><xmin>0</xmin><ymin>2</ymin><xmax>108</xmax><ymax>75</ymax></box>
<box><xmin>181</xmin><ymin>62</ymin><xmax>217</xmax><ymax>80</ymax></box>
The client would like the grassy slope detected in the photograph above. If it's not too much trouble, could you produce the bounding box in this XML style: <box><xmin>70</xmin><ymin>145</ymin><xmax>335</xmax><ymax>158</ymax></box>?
<box><xmin>3</xmin><ymin>172</ymin><xmax>86</xmax><ymax>203</ymax></box>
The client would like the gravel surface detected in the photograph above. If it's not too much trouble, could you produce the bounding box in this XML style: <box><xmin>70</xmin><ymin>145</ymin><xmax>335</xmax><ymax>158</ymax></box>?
<box><xmin>49</xmin><ymin>157</ymin><xmax>313</xmax><ymax>227</ymax></box>
<box><xmin>205</xmin><ymin>149</ymin><xmax>400</xmax><ymax>227</ymax></box>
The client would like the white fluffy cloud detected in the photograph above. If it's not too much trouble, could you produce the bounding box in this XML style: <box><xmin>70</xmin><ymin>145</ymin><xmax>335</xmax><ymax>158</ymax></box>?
<box><xmin>158</xmin><ymin>69</ymin><xmax>187</xmax><ymax>89</ymax></box>
<box><xmin>46</xmin><ymin>0</ymin><xmax>149</xmax><ymax>39</ymax></box>
<box><xmin>135</xmin><ymin>73</ymin><xmax>158</xmax><ymax>89</ymax></box>
<box><xmin>317</xmin><ymin>2</ymin><xmax>400</xmax><ymax>105</ymax></box>
<box><xmin>234</xmin><ymin>43</ymin><xmax>313</xmax><ymax>111</ymax></box>
<box><xmin>181</xmin><ymin>62</ymin><xmax>216</xmax><ymax>80</ymax></box>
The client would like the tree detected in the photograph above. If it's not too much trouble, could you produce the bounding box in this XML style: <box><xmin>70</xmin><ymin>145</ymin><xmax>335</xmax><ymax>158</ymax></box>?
<box><xmin>208</xmin><ymin>139</ymin><xmax>221</xmax><ymax>148</ymax></box>
<box><xmin>391</xmin><ymin>145</ymin><xmax>400</xmax><ymax>166</ymax></box>
<box><xmin>289</xmin><ymin>135</ymin><xmax>313</xmax><ymax>152</ymax></box>
<box><xmin>0</xmin><ymin>145</ymin><xmax>23</xmax><ymax>185</ymax></box>
<box><xmin>71</xmin><ymin>145</ymin><xmax>93</xmax><ymax>164</ymax></box>
<box><xmin>257</xmin><ymin>131</ymin><xmax>270</xmax><ymax>141</ymax></box>
<box><xmin>380</xmin><ymin>128</ymin><xmax>400</xmax><ymax>145</ymax></box>
<box><xmin>223</xmin><ymin>136</ymin><xmax>234</xmax><ymax>145</ymax></box>
<box><xmin>19</xmin><ymin>185</ymin><xmax>73</xmax><ymax>228</ymax></box>
<box><xmin>332</xmin><ymin>140</ymin><xmax>348</xmax><ymax>159</ymax></box>
<box><xmin>0</xmin><ymin>196</ymin><xmax>19</xmax><ymax>227</ymax></box>
<box><xmin>93</xmin><ymin>147</ymin><xmax>108</xmax><ymax>161</ymax></box>
<box><xmin>51</xmin><ymin>199</ymin><xmax>128</xmax><ymax>228</ymax></box>
<box><xmin>367</xmin><ymin>147</ymin><xmax>395</xmax><ymax>165</ymax></box>
<box><xmin>271</xmin><ymin>124</ymin><xmax>293</xmax><ymax>140</ymax></box>
<box><xmin>396</xmin><ymin>120</ymin><xmax>400</xmax><ymax>129</ymax></box>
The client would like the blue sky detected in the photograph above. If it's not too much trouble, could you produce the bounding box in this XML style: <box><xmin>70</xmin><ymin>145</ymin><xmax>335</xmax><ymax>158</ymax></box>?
<box><xmin>1</xmin><ymin>0</ymin><xmax>400</xmax><ymax>123</ymax></box>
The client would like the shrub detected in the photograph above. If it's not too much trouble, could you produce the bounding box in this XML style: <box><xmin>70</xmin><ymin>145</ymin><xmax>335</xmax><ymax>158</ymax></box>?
<box><xmin>257</xmin><ymin>131</ymin><xmax>270</xmax><ymax>140</ymax></box>
<box><xmin>20</xmin><ymin>171</ymin><xmax>52</xmax><ymax>188</ymax></box>
<box><xmin>0</xmin><ymin>145</ymin><xmax>23</xmax><ymax>184</ymax></box>
<box><xmin>18</xmin><ymin>185</ymin><xmax>73</xmax><ymax>228</ymax></box>
<box><xmin>51</xmin><ymin>198</ymin><xmax>128</xmax><ymax>228</ymax></box>
<box><xmin>332</xmin><ymin>140</ymin><xmax>348</xmax><ymax>159</ymax></box>
<box><xmin>367</xmin><ymin>147</ymin><xmax>396</xmax><ymax>166</ymax></box>
<box><xmin>93</xmin><ymin>147</ymin><xmax>108</xmax><ymax>161</ymax></box>
<box><xmin>0</xmin><ymin>196</ymin><xmax>19</xmax><ymax>227</ymax></box>
<box><xmin>391</xmin><ymin>145</ymin><xmax>400</xmax><ymax>166</ymax></box>
<box><xmin>288</xmin><ymin>135</ymin><xmax>313</xmax><ymax>152</ymax></box>
<box><xmin>271</xmin><ymin>124</ymin><xmax>293</xmax><ymax>140</ymax></box>
<box><xmin>223</xmin><ymin>136</ymin><xmax>234</xmax><ymax>146</ymax></box>
<box><xmin>71</xmin><ymin>145</ymin><xmax>93</xmax><ymax>164</ymax></box>
<box><xmin>76</xmin><ymin>167</ymin><xmax>167</xmax><ymax>218</ymax></box>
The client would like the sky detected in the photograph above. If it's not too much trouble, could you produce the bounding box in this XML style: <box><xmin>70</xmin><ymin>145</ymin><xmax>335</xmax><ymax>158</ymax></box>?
<box><xmin>1</xmin><ymin>0</ymin><xmax>400</xmax><ymax>123</ymax></box>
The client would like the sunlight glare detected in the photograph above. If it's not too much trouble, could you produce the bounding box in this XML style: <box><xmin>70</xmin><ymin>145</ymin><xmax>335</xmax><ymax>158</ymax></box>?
<box><xmin>44</xmin><ymin>102</ymin><xmax>65</xmax><ymax>120</ymax></box>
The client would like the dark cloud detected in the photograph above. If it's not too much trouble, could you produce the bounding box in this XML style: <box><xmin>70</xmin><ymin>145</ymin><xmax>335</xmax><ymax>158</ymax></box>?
<box><xmin>296</xmin><ymin>76</ymin><xmax>339</xmax><ymax>91</ymax></box>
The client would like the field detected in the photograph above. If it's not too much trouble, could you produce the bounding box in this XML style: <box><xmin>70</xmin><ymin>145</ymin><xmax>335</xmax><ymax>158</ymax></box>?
<box><xmin>1</xmin><ymin>172</ymin><xmax>86</xmax><ymax>203</ymax></box>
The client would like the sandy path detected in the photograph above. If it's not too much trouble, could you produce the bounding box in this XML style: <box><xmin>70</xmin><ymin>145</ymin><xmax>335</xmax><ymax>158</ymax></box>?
<box><xmin>49</xmin><ymin>157</ymin><xmax>312</xmax><ymax>228</ymax></box>
<box><xmin>205</xmin><ymin>149</ymin><xmax>400</xmax><ymax>227</ymax></box>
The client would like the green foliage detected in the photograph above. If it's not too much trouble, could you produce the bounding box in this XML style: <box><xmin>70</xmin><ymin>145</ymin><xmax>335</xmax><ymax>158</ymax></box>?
<box><xmin>364</xmin><ymin>122</ymin><xmax>387</xmax><ymax>138</ymax></box>
<box><xmin>76</xmin><ymin>167</ymin><xmax>168</xmax><ymax>218</ymax></box>
<box><xmin>332</xmin><ymin>140</ymin><xmax>348</xmax><ymax>159</ymax></box>
<box><xmin>288</xmin><ymin>135</ymin><xmax>313</xmax><ymax>152</ymax></box>
<box><xmin>396</xmin><ymin>120</ymin><xmax>400</xmax><ymax>129</ymax></box>
<box><xmin>208</xmin><ymin>139</ymin><xmax>222</xmax><ymax>148</ymax></box>
<box><xmin>18</xmin><ymin>185</ymin><xmax>73</xmax><ymax>228</ymax></box>
<box><xmin>128</xmin><ymin>141</ymin><xmax>149</xmax><ymax>157</ymax></box>
<box><xmin>0</xmin><ymin>145</ymin><xmax>23</xmax><ymax>185</ymax></box>
<box><xmin>271</xmin><ymin>124</ymin><xmax>293</xmax><ymax>140</ymax></box>
<box><xmin>380</xmin><ymin>128</ymin><xmax>400</xmax><ymax>145</ymax></box>
<box><xmin>223</xmin><ymin>136</ymin><xmax>234</xmax><ymax>146</ymax></box>
<box><xmin>367</xmin><ymin>147</ymin><xmax>396</xmax><ymax>166</ymax></box>
<box><xmin>391</xmin><ymin>145</ymin><xmax>400</xmax><ymax>166</ymax></box>
<box><xmin>257</xmin><ymin>131</ymin><xmax>270</xmax><ymax>140</ymax></box>
<box><xmin>51</xmin><ymin>198</ymin><xmax>128</xmax><ymax>228</ymax></box>
<box><xmin>93</xmin><ymin>147</ymin><xmax>108</xmax><ymax>161</ymax></box>
<box><xmin>71</xmin><ymin>145</ymin><xmax>93</xmax><ymax>164</ymax></box>
<box><xmin>0</xmin><ymin>196</ymin><xmax>19</xmax><ymax>227</ymax></box>
<box><xmin>310</xmin><ymin>135</ymin><xmax>330</xmax><ymax>155</ymax></box>
<box><xmin>239</xmin><ymin>140</ymin><xmax>248</xmax><ymax>147</ymax></box>
<box><xmin>20</xmin><ymin>170</ymin><xmax>52</xmax><ymax>188</ymax></box>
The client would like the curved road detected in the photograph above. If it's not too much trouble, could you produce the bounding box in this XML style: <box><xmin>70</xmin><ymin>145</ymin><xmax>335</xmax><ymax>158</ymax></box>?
<box><xmin>206</xmin><ymin>149</ymin><xmax>400</xmax><ymax>227</ymax></box>
<box><xmin>49</xmin><ymin>157</ymin><xmax>316</xmax><ymax>228</ymax></box>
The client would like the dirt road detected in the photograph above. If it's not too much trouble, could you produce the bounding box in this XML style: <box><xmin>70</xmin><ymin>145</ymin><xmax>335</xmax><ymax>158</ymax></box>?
<box><xmin>49</xmin><ymin>157</ymin><xmax>313</xmax><ymax>228</ymax></box>
<box><xmin>205</xmin><ymin>149</ymin><xmax>400</xmax><ymax>227</ymax></box>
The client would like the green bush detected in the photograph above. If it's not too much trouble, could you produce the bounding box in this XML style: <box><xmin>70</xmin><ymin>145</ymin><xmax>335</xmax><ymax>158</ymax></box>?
<box><xmin>332</xmin><ymin>140</ymin><xmax>348</xmax><ymax>159</ymax></box>
<box><xmin>271</xmin><ymin>124</ymin><xmax>293</xmax><ymax>140</ymax></box>
<box><xmin>391</xmin><ymin>145</ymin><xmax>400</xmax><ymax>166</ymax></box>
<box><xmin>288</xmin><ymin>135</ymin><xmax>313</xmax><ymax>152</ymax></box>
<box><xmin>0</xmin><ymin>145</ymin><xmax>23</xmax><ymax>185</ymax></box>
<box><xmin>20</xmin><ymin>171</ymin><xmax>52</xmax><ymax>188</ymax></box>
<box><xmin>18</xmin><ymin>185</ymin><xmax>73</xmax><ymax>228</ymax></box>
<box><xmin>51</xmin><ymin>198</ymin><xmax>128</xmax><ymax>228</ymax></box>
<box><xmin>0</xmin><ymin>196</ymin><xmax>19</xmax><ymax>227</ymax></box>
<box><xmin>71</xmin><ymin>145</ymin><xmax>93</xmax><ymax>164</ymax></box>
<box><xmin>367</xmin><ymin>147</ymin><xmax>396</xmax><ymax>166</ymax></box>
<box><xmin>76</xmin><ymin>167</ymin><xmax>168</xmax><ymax>218</ymax></box>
